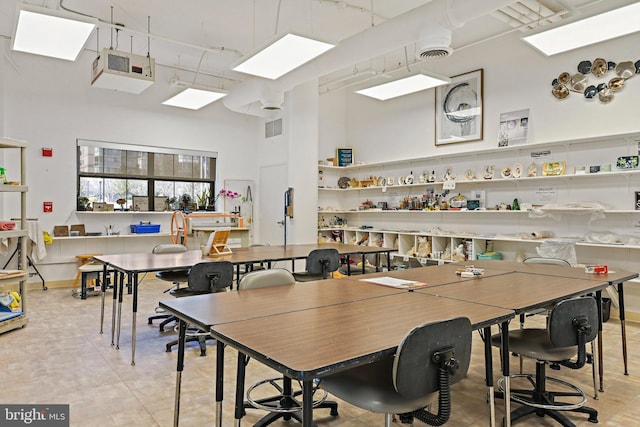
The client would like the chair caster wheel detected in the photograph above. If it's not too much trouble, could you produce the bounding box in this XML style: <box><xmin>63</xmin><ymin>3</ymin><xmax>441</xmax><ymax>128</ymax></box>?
<box><xmin>330</xmin><ymin>408</ymin><xmax>339</xmax><ymax>416</ymax></box>
<box><xmin>550</xmin><ymin>362</ymin><xmax>561</xmax><ymax>370</ymax></box>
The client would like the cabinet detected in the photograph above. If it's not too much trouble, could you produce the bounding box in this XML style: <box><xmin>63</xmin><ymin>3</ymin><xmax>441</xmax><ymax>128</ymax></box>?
<box><xmin>0</xmin><ymin>137</ymin><xmax>29</xmax><ymax>334</ymax></box>
<box><xmin>318</xmin><ymin>132</ymin><xmax>640</xmax><ymax>272</ymax></box>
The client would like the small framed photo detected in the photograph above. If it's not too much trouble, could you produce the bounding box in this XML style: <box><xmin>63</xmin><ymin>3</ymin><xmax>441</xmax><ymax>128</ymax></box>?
<box><xmin>336</xmin><ymin>148</ymin><xmax>354</xmax><ymax>167</ymax></box>
<box><xmin>132</xmin><ymin>196</ymin><xmax>149</xmax><ymax>211</ymax></box>
<box><xmin>435</xmin><ymin>69</ymin><xmax>484</xmax><ymax>146</ymax></box>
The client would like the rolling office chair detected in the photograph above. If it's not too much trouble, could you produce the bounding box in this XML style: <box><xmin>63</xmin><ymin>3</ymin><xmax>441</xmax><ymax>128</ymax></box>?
<box><xmin>165</xmin><ymin>261</ymin><xmax>234</xmax><ymax>356</ymax></box>
<box><xmin>238</xmin><ymin>269</ymin><xmax>339</xmax><ymax>426</ymax></box>
<box><xmin>147</xmin><ymin>244</ymin><xmax>190</xmax><ymax>332</ymax></box>
<box><xmin>491</xmin><ymin>296</ymin><xmax>599</xmax><ymax>426</ymax></box>
<box><xmin>520</xmin><ymin>256</ymin><xmax>598</xmax><ymax>397</ymax></box>
<box><xmin>320</xmin><ymin>317</ymin><xmax>472</xmax><ymax>427</ymax></box>
<box><xmin>292</xmin><ymin>248</ymin><xmax>341</xmax><ymax>282</ymax></box>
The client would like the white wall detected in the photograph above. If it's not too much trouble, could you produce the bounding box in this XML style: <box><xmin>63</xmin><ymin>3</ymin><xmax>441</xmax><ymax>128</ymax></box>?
<box><xmin>334</xmin><ymin>31</ymin><xmax>640</xmax><ymax>163</ymax></box>
<box><xmin>1</xmin><ymin>43</ymin><xmax>260</xmax><ymax>233</ymax></box>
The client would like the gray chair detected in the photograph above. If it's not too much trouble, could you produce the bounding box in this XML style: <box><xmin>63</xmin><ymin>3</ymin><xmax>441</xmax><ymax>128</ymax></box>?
<box><xmin>491</xmin><ymin>296</ymin><xmax>599</xmax><ymax>426</ymax></box>
<box><xmin>165</xmin><ymin>261</ymin><xmax>233</xmax><ymax>356</ymax></box>
<box><xmin>320</xmin><ymin>317</ymin><xmax>472</xmax><ymax>427</ymax></box>
<box><xmin>238</xmin><ymin>269</ymin><xmax>339</xmax><ymax>426</ymax></box>
<box><xmin>147</xmin><ymin>244</ymin><xmax>190</xmax><ymax>331</ymax></box>
<box><xmin>292</xmin><ymin>248</ymin><xmax>341</xmax><ymax>282</ymax></box>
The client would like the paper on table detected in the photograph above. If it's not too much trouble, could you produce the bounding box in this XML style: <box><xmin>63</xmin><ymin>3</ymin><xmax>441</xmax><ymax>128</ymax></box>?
<box><xmin>359</xmin><ymin>276</ymin><xmax>428</xmax><ymax>289</ymax></box>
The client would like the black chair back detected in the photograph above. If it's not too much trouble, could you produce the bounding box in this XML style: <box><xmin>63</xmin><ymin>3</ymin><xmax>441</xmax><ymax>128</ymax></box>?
<box><xmin>305</xmin><ymin>248</ymin><xmax>340</xmax><ymax>278</ymax></box>
<box><xmin>548</xmin><ymin>296</ymin><xmax>598</xmax><ymax>347</ymax></box>
<box><xmin>393</xmin><ymin>317</ymin><xmax>472</xmax><ymax>399</ymax></box>
<box><xmin>188</xmin><ymin>261</ymin><xmax>234</xmax><ymax>293</ymax></box>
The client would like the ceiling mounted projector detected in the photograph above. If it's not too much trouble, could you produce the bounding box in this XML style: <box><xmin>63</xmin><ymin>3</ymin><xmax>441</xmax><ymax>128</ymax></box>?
<box><xmin>91</xmin><ymin>48</ymin><xmax>155</xmax><ymax>94</ymax></box>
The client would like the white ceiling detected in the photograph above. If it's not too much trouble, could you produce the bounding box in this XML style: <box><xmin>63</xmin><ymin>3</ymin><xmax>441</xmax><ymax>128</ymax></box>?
<box><xmin>1</xmin><ymin>0</ymin><xmax>637</xmax><ymax>112</ymax></box>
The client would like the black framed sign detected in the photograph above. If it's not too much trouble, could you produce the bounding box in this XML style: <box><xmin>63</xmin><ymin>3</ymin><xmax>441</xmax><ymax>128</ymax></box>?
<box><xmin>336</xmin><ymin>148</ymin><xmax>354</xmax><ymax>167</ymax></box>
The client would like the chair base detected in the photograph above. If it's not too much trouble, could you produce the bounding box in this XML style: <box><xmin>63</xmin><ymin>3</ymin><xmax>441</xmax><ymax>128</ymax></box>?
<box><xmin>243</xmin><ymin>376</ymin><xmax>338</xmax><ymax>426</ymax></box>
<box><xmin>495</xmin><ymin>362</ymin><xmax>598</xmax><ymax>426</ymax></box>
<box><xmin>148</xmin><ymin>314</ymin><xmax>177</xmax><ymax>332</ymax></box>
<box><xmin>165</xmin><ymin>328</ymin><xmax>215</xmax><ymax>357</ymax></box>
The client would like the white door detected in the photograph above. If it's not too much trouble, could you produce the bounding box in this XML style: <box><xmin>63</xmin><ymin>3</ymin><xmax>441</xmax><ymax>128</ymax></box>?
<box><xmin>258</xmin><ymin>163</ymin><xmax>287</xmax><ymax>245</ymax></box>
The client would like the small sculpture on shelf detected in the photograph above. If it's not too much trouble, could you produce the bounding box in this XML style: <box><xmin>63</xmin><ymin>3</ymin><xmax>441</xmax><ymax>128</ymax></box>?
<box><xmin>116</xmin><ymin>198</ymin><xmax>127</xmax><ymax>211</ymax></box>
<box><xmin>77</xmin><ymin>196</ymin><xmax>90</xmax><ymax>211</ymax></box>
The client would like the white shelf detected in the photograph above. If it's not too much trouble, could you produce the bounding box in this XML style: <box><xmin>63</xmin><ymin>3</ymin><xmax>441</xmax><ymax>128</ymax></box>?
<box><xmin>319</xmin><ymin>131</ymin><xmax>640</xmax><ymax>171</ymax></box>
<box><xmin>0</xmin><ymin>185</ymin><xmax>28</xmax><ymax>192</ymax></box>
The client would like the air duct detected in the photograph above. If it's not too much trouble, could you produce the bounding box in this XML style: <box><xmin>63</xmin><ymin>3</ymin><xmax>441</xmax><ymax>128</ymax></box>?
<box><xmin>224</xmin><ymin>0</ymin><xmax>515</xmax><ymax>116</ymax></box>
<box><xmin>417</xmin><ymin>25</ymin><xmax>454</xmax><ymax>59</ymax></box>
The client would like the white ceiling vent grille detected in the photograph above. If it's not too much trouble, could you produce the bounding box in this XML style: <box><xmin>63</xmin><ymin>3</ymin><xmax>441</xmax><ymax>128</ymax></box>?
<box><xmin>265</xmin><ymin>118</ymin><xmax>283</xmax><ymax>138</ymax></box>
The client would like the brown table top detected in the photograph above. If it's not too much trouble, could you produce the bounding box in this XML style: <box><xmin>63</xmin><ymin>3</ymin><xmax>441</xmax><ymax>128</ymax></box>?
<box><xmin>463</xmin><ymin>260</ymin><xmax>638</xmax><ymax>285</ymax></box>
<box><xmin>211</xmin><ymin>292</ymin><xmax>514</xmax><ymax>380</ymax></box>
<box><xmin>159</xmin><ymin>278</ymin><xmax>403</xmax><ymax>329</ymax></box>
<box><xmin>94</xmin><ymin>243</ymin><xmax>395</xmax><ymax>273</ymax></box>
<box><xmin>359</xmin><ymin>263</ymin><xmax>512</xmax><ymax>288</ymax></box>
<box><xmin>417</xmin><ymin>271</ymin><xmax>610</xmax><ymax>314</ymax></box>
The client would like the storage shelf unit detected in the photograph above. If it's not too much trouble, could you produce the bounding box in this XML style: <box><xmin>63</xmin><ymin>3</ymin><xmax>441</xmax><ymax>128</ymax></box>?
<box><xmin>0</xmin><ymin>137</ymin><xmax>29</xmax><ymax>333</ymax></box>
<box><xmin>318</xmin><ymin>132</ymin><xmax>640</xmax><ymax>271</ymax></box>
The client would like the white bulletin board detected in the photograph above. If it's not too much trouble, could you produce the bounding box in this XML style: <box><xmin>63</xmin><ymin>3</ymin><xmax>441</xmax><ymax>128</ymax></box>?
<box><xmin>223</xmin><ymin>179</ymin><xmax>255</xmax><ymax>227</ymax></box>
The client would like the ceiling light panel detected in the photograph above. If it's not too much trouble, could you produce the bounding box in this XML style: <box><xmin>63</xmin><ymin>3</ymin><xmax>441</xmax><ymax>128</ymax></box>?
<box><xmin>522</xmin><ymin>2</ymin><xmax>640</xmax><ymax>56</ymax></box>
<box><xmin>162</xmin><ymin>88</ymin><xmax>226</xmax><ymax>110</ymax></box>
<box><xmin>12</xmin><ymin>4</ymin><xmax>97</xmax><ymax>61</ymax></box>
<box><xmin>232</xmin><ymin>33</ymin><xmax>334</xmax><ymax>79</ymax></box>
<box><xmin>356</xmin><ymin>74</ymin><xmax>450</xmax><ymax>101</ymax></box>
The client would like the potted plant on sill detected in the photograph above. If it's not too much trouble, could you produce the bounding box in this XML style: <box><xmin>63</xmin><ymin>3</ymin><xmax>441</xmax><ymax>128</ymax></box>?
<box><xmin>196</xmin><ymin>190</ymin><xmax>209</xmax><ymax>211</ymax></box>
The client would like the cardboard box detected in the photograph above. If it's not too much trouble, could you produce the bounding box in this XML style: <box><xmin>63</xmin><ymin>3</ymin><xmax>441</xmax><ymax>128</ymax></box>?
<box><xmin>584</xmin><ymin>264</ymin><xmax>608</xmax><ymax>274</ymax></box>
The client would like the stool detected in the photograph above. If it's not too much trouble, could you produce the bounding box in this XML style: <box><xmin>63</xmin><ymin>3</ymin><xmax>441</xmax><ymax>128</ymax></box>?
<box><xmin>73</xmin><ymin>254</ymin><xmax>102</xmax><ymax>289</ymax></box>
<box><xmin>77</xmin><ymin>262</ymin><xmax>112</xmax><ymax>300</ymax></box>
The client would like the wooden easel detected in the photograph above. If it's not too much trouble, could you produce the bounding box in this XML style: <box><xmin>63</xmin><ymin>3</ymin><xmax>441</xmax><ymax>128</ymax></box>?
<box><xmin>207</xmin><ymin>228</ymin><xmax>232</xmax><ymax>256</ymax></box>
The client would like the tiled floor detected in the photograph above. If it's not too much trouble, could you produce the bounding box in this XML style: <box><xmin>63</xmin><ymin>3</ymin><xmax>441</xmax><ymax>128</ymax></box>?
<box><xmin>1</xmin><ymin>281</ymin><xmax>639</xmax><ymax>426</ymax></box>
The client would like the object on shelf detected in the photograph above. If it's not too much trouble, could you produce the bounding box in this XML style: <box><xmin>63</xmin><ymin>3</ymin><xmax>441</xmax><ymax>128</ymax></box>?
<box><xmin>482</xmin><ymin>165</ymin><xmax>495</xmax><ymax>179</ymax></box>
<box><xmin>512</xmin><ymin>163</ymin><xmax>523</xmax><ymax>178</ymax></box>
<box><xmin>405</xmin><ymin>172</ymin><xmax>414</xmax><ymax>184</ymax></box>
<box><xmin>616</xmin><ymin>155</ymin><xmax>639</xmax><ymax>169</ymax></box>
<box><xmin>0</xmin><ymin>167</ymin><xmax>6</xmax><ymax>184</ymax></box>
<box><xmin>0</xmin><ymin>221</ymin><xmax>16</xmax><ymax>231</ymax></box>
<box><xmin>442</xmin><ymin>167</ymin><xmax>456</xmax><ymax>181</ymax></box>
<box><xmin>337</xmin><ymin>176</ymin><xmax>350</xmax><ymax>189</ymax></box>
<box><xmin>449</xmin><ymin>194</ymin><xmax>467</xmax><ymax>209</ymax></box>
<box><xmin>527</xmin><ymin>162</ymin><xmax>538</xmax><ymax>177</ymax></box>
<box><xmin>129</xmin><ymin>222</ymin><xmax>161</xmax><ymax>234</ymax></box>
<box><xmin>501</xmin><ymin>167</ymin><xmax>512</xmax><ymax>178</ymax></box>
<box><xmin>464</xmin><ymin>169</ymin><xmax>476</xmax><ymax>180</ymax></box>
<box><xmin>477</xmin><ymin>251</ymin><xmax>502</xmax><ymax>260</ymax></box>
<box><xmin>428</xmin><ymin>170</ymin><xmax>437</xmax><ymax>183</ymax></box>
<box><xmin>542</xmin><ymin>161</ymin><xmax>566</xmax><ymax>176</ymax></box>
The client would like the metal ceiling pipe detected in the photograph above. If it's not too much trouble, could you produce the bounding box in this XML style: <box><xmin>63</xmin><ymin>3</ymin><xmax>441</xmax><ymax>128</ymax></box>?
<box><xmin>223</xmin><ymin>0</ymin><xmax>515</xmax><ymax>116</ymax></box>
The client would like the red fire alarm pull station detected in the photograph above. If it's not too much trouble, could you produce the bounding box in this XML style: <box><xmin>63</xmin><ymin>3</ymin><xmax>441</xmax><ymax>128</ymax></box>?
<box><xmin>43</xmin><ymin>202</ymin><xmax>53</xmax><ymax>212</ymax></box>
<box><xmin>42</xmin><ymin>147</ymin><xmax>53</xmax><ymax>157</ymax></box>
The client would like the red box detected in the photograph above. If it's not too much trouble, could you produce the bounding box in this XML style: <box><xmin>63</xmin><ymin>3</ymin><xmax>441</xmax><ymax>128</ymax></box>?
<box><xmin>584</xmin><ymin>264</ymin><xmax>608</xmax><ymax>274</ymax></box>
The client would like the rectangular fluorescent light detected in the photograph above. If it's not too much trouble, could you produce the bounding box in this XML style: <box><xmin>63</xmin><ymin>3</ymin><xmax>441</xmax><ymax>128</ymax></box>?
<box><xmin>162</xmin><ymin>88</ymin><xmax>227</xmax><ymax>110</ymax></box>
<box><xmin>12</xmin><ymin>3</ymin><xmax>97</xmax><ymax>61</ymax></box>
<box><xmin>356</xmin><ymin>73</ymin><xmax>450</xmax><ymax>101</ymax></box>
<box><xmin>522</xmin><ymin>2</ymin><xmax>640</xmax><ymax>56</ymax></box>
<box><xmin>232</xmin><ymin>33</ymin><xmax>334</xmax><ymax>79</ymax></box>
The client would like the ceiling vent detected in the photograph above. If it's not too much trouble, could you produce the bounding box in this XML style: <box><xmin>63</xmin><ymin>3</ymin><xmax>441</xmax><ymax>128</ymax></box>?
<box><xmin>260</xmin><ymin>91</ymin><xmax>284</xmax><ymax>110</ymax></box>
<box><xmin>417</xmin><ymin>25</ymin><xmax>454</xmax><ymax>60</ymax></box>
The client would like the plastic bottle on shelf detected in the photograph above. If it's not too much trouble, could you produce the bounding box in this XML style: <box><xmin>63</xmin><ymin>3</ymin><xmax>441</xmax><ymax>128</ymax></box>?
<box><xmin>0</xmin><ymin>167</ymin><xmax>7</xmax><ymax>184</ymax></box>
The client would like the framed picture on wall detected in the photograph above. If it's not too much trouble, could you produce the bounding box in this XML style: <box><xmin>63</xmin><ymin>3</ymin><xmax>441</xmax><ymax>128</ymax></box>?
<box><xmin>435</xmin><ymin>69</ymin><xmax>483</xmax><ymax>146</ymax></box>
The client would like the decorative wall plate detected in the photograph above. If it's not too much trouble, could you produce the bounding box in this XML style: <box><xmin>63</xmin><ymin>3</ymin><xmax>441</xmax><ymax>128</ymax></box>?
<box><xmin>528</xmin><ymin>162</ymin><xmax>537</xmax><ymax>177</ymax></box>
<box><xmin>501</xmin><ymin>167</ymin><xmax>512</xmax><ymax>178</ymax></box>
<box><xmin>387</xmin><ymin>176</ymin><xmax>394</xmax><ymax>185</ymax></box>
<box><xmin>405</xmin><ymin>174</ymin><xmax>414</xmax><ymax>184</ymax></box>
<box><xmin>398</xmin><ymin>176</ymin><xmax>405</xmax><ymax>185</ymax></box>
<box><xmin>464</xmin><ymin>169</ymin><xmax>476</xmax><ymax>180</ymax></box>
<box><xmin>512</xmin><ymin>163</ymin><xmax>523</xmax><ymax>178</ymax></box>
<box><xmin>616</xmin><ymin>155</ymin><xmax>639</xmax><ymax>169</ymax></box>
<box><xmin>379</xmin><ymin>177</ymin><xmax>387</xmax><ymax>186</ymax></box>
<box><xmin>338</xmin><ymin>177</ymin><xmax>350</xmax><ymax>189</ymax></box>
<box><xmin>483</xmin><ymin>165</ymin><xmax>495</xmax><ymax>180</ymax></box>
<box><xmin>543</xmin><ymin>161</ymin><xmax>566</xmax><ymax>176</ymax></box>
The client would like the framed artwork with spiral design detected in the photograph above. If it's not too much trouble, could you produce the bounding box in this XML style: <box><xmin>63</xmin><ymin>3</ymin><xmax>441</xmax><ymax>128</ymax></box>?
<box><xmin>435</xmin><ymin>69</ymin><xmax>483</xmax><ymax>145</ymax></box>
